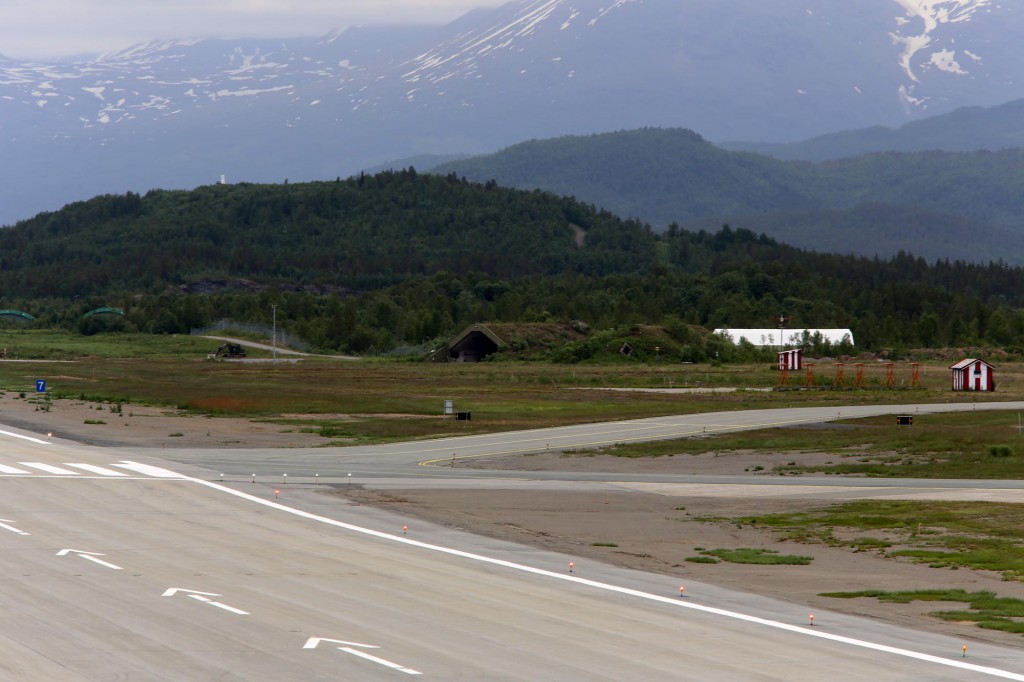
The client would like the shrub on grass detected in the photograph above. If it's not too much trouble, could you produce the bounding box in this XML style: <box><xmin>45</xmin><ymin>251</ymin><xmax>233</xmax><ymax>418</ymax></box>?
<box><xmin>701</xmin><ymin>548</ymin><xmax>812</xmax><ymax>565</ymax></box>
<box><xmin>989</xmin><ymin>445</ymin><xmax>1014</xmax><ymax>458</ymax></box>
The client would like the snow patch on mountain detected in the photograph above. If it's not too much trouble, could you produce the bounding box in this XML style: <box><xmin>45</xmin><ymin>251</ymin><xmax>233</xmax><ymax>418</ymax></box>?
<box><xmin>401</xmin><ymin>0</ymin><xmax>639</xmax><ymax>88</ymax></box>
<box><xmin>402</xmin><ymin>0</ymin><xmax>563</xmax><ymax>83</ymax></box>
<box><xmin>889</xmin><ymin>0</ymin><xmax>992</xmax><ymax>108</ymax></box>
<box><xmin>588</xmin><ymin>0</ymin><xmax>642</xmax><ymax>26</ymax></box>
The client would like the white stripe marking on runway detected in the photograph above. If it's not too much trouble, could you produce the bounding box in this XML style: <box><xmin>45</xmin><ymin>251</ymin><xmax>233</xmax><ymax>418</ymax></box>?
<box><xmin>64</xmin><ymin>463</ymin><xmax>128</xmax><ymax>476</ymax></box>
<box><xmin>0</xmin><ymin>429</ymin><xmax>51</xmax><ymax>445</ymax></box>
<box><xmin>19</xmin><ymin>462</ymin><xmax>78</xmax><ymax>475</ymax></box>
<box><xmin>113</xmin><ymin>462</ymin><xmax>189</xmax><ymax>478</ymax></box>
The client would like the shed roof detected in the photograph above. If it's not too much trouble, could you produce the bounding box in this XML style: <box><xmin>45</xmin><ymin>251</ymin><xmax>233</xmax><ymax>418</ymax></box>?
<box><xmin>950</xmin><ymin>358</ymin><xmax>995</xmax><ymax>370</ymax></box>
<box><xmin>448</xmin><ymin>324</ymin><xmax>507</xmax><ymax>351</ymax></box>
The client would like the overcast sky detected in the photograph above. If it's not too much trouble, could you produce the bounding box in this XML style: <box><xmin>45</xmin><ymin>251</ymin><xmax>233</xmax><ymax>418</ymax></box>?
<box><xmin>0</xmin><ymin>0</ymin><xmax>508</xmax><ymax>61</ymax></box>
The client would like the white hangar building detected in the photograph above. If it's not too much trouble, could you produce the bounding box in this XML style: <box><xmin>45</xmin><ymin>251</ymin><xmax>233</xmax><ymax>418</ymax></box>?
<box><xmin>713</xmin><ymin>328</ymin><xmax>854</xmax><ymax>348</ymax></box>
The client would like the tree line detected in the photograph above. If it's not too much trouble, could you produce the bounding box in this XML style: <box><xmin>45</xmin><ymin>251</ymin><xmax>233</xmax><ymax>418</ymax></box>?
<box><xmin>2</xmin><ymin>172</ymin><xmax>1024</xmax><ymax>357</ymax></box>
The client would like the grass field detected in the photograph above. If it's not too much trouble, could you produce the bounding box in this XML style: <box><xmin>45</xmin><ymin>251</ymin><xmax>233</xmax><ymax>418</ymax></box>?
<box><xmin>735</xmin><ymin>500</ymin><xmax>1024</xmax><ymax>580</ymax></box>
<box><xmin>584</xmin><ymin>411</ymin><xmax>1024</xmax><ymax>478</ymax></box>
<box><xmin>822</xmin><ymin>590</ymin><xmax>1024</xmax><ymax>635</ymax></box>
<box><xmin>0</xmin><ymin>329</ymin><xmax>1021</xmax><ymax>444</ymax></box>
<box><xmin>686</xmin><ymin>548</ymin><xmax>813</xmax><ymax>565</ymax></box>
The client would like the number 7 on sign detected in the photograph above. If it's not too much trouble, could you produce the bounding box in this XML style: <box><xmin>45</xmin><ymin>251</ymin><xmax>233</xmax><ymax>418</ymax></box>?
<box><xmin>36</xmin><ymin>380</ymin><xmax>46</xmax><ymax>393</ymax></box>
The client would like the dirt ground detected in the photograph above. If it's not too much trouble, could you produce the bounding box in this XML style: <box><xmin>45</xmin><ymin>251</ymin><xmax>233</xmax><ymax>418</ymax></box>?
<box><xmin>0</xmin><ymin>392</ymin><xmax>331</xmax><ymax>449</ymax></box>
<box><xmin>5</xmin><ymin>393</ymin><xmax>1024</xmax><ymax>647</ymax></box>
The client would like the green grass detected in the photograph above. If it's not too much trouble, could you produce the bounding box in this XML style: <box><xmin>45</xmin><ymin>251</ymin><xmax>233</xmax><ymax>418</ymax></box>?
<box><xmin>0</xmin><ymin>330</ymin><xmax>240</xmax><ymax>360</ymax></box>
<box><xmin>1</xmin><ymin>330</ymin><xmax>1023</xmax><ymax>447</ymax></box>
<box><xmin>850</xmin><ymin>537</ymin><xmax>893</xmax><ymax>550</ymax></box>
<box><xmin>739</xmin><ymin>500</ymin><xmax>1024</xmax><ymax>580</ymax></box>
<box><xmin>694</xmin><ymin>548</ymin><xmax>812</xmax><ymax>565</ymax></box>
<box><xmin>0</xmin><ymin>343</ymin><xmax>961</xmax><ymax>443</ymax></box>
<box><xmin>822</xmin><ymin>590</ymin><xmax>1024</xmax><ymax>635</ymax></box>
<box><xmin>579</xmin><ymin>411</ymin><xmax>1024</xmax><ymax>479</ymax></box>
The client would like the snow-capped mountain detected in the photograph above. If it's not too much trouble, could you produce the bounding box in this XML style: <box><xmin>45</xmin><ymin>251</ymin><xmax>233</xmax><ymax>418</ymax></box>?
<box><xmin>1</xmin><ymin>0</ymin><xmax>1020</xmax><ymax>226</ymax></box>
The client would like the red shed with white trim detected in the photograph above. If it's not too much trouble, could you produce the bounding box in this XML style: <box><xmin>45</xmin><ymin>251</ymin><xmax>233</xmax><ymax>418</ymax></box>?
<box><xmin>950</xmin><ymin>358</ymin><xmax>995</xmax><ymax>392</ymax></box>
<box><xmin>778</xmin><ymin>349</ymin><xmax>802</xmax><ymax>371</ymax></box>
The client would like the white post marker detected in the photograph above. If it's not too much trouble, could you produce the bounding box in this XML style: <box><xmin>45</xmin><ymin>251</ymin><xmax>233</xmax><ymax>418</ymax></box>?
<box><xmin>0</xmin><ymin>519</ymin><xmax>30</xmax><ymax>536</ymax></box>
<box><xmin>162</xmin><ymin>588</ymin><xmax>249</xmax><ymax>615</ymax></box>
<box><xmin>56</xmin><ymin>549</ymin><xmax>122</xmax><ymax>570</ymax></box>
<box><xmin>303</xmin><ymin>638</ymin><xmax>421</xmax><ymax>676</ymax></box>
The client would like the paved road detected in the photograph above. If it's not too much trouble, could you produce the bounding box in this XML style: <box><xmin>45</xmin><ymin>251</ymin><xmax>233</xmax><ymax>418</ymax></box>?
<box><xmin>3</xmin><ymin>402</ymin><xmax>1024</xmax><ymax>679</ymax></box>
<box><xmin>201</xmin><ymin>335</ymin><xmax>359</xmax><ymax>360</ymax></box>
<box><xmin>130</xmin><ymin>400</ymin><xmax>1024</xmax><ymax>483</ymax></box>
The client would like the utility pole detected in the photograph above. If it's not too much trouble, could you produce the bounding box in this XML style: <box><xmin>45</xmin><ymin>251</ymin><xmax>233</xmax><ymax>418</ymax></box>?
<box><xmin>271</xmin><ymin>304</ymin><xmax>277</xmax><ymax>363</ymax></box>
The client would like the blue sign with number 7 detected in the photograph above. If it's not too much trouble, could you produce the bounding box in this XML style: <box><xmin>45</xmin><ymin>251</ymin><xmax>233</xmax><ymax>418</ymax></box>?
<box><xmin>36</xmin><ymin>380</ymin><xmax>45</xmax><ymax>393</ymax></box>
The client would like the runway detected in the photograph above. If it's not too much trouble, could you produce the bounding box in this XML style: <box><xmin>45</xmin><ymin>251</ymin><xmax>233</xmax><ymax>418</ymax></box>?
<box><xmin>3</xmin><ymin>401</ymin><xmax>1024</xmax><ymax>679</ymax></box>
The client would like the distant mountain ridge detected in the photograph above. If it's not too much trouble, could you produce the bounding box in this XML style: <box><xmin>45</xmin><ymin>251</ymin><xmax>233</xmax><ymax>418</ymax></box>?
<box><xmin>2</xmin><ymin>0</ymin><xmax>1023</xmax><ymax>226</ymax></box>
<box><xmin>429</xmin><ymin>127</ymin><xmax>1024</xmax><ymax>264</ymax></box>
<box><xmin>726</xmin><ymin>98</ymin><xmax>1024</xmax><ymax>161</ymax></box>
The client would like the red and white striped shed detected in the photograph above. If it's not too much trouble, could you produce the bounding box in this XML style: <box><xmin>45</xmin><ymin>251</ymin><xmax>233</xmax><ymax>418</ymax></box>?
<box><xmin>950</xmin><ymin>358</ymin><xmax>995</xmax><ymax>392</ymax></box>
<box><xmin>778</xmin><ymin>349</ymin><xmax>802</xmax><ymax>371</ymax></box>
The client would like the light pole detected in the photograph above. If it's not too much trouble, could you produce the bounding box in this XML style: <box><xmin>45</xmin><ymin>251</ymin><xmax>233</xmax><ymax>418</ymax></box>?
<box><xmin>271</xmin><ymin>304</ymin><xmax>277</xmax><ymax>363</ymax></box>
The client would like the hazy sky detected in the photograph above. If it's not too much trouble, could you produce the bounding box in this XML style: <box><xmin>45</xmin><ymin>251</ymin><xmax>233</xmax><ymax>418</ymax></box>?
<box><xmin>0</xmin><ymin>0</ymin><xmax>508</xmax><ymax>61</ymax></box>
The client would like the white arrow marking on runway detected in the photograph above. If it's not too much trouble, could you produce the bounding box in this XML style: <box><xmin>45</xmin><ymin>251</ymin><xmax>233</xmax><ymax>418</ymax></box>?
<box><xmin>56</xmin><ymin>549</ymin><xmax>122</xmax><ymax>570</ymax></box>
<box><xmin>0</xmin><ymin>519</ymin><xmax>29</xmax><ymax>535</ymax></box>
<box><xmin>338</xmin><ymin>647</ymin><xmax>422</xmax><ymax>676</ymax></box>
<box><xmin>162</xmin><ymin>588</ymin><xmax>249</xmax><ymax>615</ymax></box>
<box><xmin>303</xmin><ymin>637</ymin><xmax>379</xmax><ymax>650</ymax></box>
<box><xmin>303</xmin><ymin>638</ymin><xmax>420</xmax><ymax>675</ymax></box>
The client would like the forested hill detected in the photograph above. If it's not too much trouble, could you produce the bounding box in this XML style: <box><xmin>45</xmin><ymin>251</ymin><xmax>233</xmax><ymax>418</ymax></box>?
<box><xmin>0</xmin><ymin>170</ymin><xmax>657</xmax><ymax>298</ymax></box>
<box><xmin>428</xmin><ymin>128</ymin><xmax>1024</xmax><ymax>264</ymax></box>
<box><xmin>6</xmin><ymin>171</ymin><xmax>1024</xmax><ymax>354</ymax></box>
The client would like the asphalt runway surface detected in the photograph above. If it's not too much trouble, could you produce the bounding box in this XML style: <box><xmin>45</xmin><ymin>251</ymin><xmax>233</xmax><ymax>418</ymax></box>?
<box><xmin>4</xmin><ymin>401</ymin><xmax>1024</xmax><ymax>679</ymax></box>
